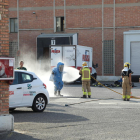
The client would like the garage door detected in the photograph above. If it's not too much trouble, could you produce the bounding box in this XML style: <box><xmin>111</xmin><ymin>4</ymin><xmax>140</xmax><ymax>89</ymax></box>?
<box><xmin>130</xmin><ymin>42</ymin><xmax>140</xmax><ymax>75</ymax></box>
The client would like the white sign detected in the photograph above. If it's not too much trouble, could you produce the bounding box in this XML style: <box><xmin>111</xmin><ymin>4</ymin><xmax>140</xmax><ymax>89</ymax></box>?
<box><xmin>51</xmin><ymin>40</ymin><xmax>56</xmax><ymax>45</ymax></box>
<box><xmin>9</xmin><ymin>59</ymin><xmax>14</xmax><ymax>66</ymax></box>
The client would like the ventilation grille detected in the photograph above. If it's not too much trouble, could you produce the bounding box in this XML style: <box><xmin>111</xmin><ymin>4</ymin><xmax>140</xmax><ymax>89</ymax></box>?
<box><xmin>9</xmin><ymin>42</ymin><xmax>18</xmax><ymax>68</ymax></box>
<box><xmin>103</xmin><ymin>40</ymin><xmax>113</xmax><ymax>74</ymax></box>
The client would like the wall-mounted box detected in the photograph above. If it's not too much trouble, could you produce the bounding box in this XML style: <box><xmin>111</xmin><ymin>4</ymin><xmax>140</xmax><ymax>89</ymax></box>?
<box><xmin>0</xmin><ymin>57</ymin><xmax>15</xmax><ymax>80</ymax></box>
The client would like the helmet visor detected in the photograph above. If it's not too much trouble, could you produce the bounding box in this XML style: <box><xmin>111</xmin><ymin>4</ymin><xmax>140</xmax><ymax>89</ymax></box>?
<box><xmin>59</xmin><ymin>65</ymin><xmax>64</xmax><ymax>72</ymax></box>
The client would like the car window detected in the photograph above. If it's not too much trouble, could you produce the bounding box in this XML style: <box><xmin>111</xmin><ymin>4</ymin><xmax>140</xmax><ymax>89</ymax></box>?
<box><xmin>11</xmin><ymin>72</ymin><xmax>18</xmax><ymax>85</ymax></box>
<box><xmin>21</xmin><ymin>73</ymin><xmax>33</xmax><ymax>83</ymax></box>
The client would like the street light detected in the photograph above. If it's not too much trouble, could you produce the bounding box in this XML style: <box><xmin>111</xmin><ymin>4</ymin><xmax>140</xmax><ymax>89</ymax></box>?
<box><xmin>33</xmin><ymin>12</ymin><xmax>37</xmax><ymax>19</ymax></box>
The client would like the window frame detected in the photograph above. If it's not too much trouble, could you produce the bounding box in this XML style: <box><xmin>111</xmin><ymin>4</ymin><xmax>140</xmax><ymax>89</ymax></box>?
<box><xmin>19</xmin><ymin>72</ymin><xmax>34</xmax><ymax>84</ymax></box>
<box><xmin>10</xmin><ymin>18</ymin><xmax>18</xmax><ymax>33</ymax></box>
<box><xmin>11</xmin><ymin>72</ymin><xmax>19</xmax><ymax>85</ymax></box>
<box><xmin>56</xmin><ymin>16</ymin><xmax>64</xmax><ymax>32</ymax></box>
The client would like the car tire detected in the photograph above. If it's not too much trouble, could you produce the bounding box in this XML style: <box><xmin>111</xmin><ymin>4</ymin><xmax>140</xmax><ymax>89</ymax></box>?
<box><xmin>32</xmin><ymin>95</ymin><xmax>47</xmax><ymax>112</ymax></box>
<box><xmin>9</xmin><ymin>108</ymin><xmax>16</xmax><ymax>111</ymax></box>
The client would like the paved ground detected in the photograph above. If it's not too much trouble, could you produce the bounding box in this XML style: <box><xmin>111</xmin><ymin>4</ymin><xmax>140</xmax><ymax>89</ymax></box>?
<box><xmin>1</xmin><ymin>82</ymin><xmax>140</xmax><ymax>140</ymax></box>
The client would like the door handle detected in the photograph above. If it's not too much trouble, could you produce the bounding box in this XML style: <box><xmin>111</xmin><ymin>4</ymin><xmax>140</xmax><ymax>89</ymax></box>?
<box><xmin>17</xmin><ymin>87</ymin><xmax>22</xmax><ymax>89</ymax></box>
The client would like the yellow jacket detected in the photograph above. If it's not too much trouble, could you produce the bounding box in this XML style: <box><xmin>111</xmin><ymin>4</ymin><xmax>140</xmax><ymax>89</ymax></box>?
<box><xmin>79</xmin><ymin>66</ymin><xmax>91</xmax><ymax>81</ymax></box>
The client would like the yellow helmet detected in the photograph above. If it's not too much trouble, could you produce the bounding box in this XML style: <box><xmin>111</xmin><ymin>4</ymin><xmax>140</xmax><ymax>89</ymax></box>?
<box><xmin>124</xmin><ymin>62</ymin><xmax>130</xmax><ymax>67</ymax></box>
<box><xmin>82</xmin><ymin>62</ymin><xmax>87</xmax><ymax>67</ymax></box>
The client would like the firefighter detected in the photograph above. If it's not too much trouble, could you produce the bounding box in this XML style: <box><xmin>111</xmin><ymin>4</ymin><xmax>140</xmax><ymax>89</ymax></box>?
<box><xmin>52</xmin><ymin>62</ymin><xmax>64</xmax><ymax>96</ymax></box>
<box><xmin>122</xmin><ymin>62</ymin><xmax>132</xmax><ymax>101</ymax></box>
<box><xmin>17</xmin><ymin>61</ymin><xmax>27</xmax><ymax>70</ymax></box>
<box><xmin>79</xmin><ymin>62</ymin><xmax>91</xmax><ymax>98</ymax></box>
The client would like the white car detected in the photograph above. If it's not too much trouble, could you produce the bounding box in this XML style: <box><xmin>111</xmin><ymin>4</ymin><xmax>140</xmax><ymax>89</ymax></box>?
<box><xmin>9</xmin><ymin>70</ymin><xmax>49</xmax><ymax>112</ymax></box>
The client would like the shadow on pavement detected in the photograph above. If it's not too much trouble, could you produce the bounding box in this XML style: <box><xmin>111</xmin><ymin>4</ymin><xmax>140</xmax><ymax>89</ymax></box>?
<box><xmin>0</xmin><ymin>132</ymin><xmax>39</xmax><ymax>140</ymax></box>
<box><xmin>10</xmin><ymin>110</ymin><xmax>88</xmax><ymax>124</ymax></box>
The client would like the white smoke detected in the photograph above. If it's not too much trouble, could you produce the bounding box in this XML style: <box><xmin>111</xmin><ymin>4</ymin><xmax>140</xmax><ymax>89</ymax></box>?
<box><xmin>63</xmin><ymin>67</ymin><xmax>80</xmax><ymax>83</ymax></box>
<box><xmin>18</xmin><ymin>45</ymin><xmax>80</xmax><ymax>97</ymax></box>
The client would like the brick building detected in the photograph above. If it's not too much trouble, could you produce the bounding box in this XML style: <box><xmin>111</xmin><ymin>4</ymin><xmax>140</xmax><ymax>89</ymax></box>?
<box><xmin>9</xmin><ymin>0</ymin><xmax>140</xmax><ymax>80</ymax></box>
<box><xmin>0</xmin><ymin>0</ymin><xmax>14</xmax><ymax>133</ymax></box>
<box><xmin>0</xmin><ymin>0</ymin><xmax>9</xmax><ymax>115</ymax></box>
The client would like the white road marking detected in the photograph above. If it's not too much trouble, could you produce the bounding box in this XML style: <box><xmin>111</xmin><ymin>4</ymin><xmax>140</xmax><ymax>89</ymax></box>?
<box><xmin>67</xmin><ymin>98</ymin><xmax>80</xmax><ymax>100</ymax></box>
<box><xmin>99</xmin><ymin>103</ymin><xmax>117</xmax><ymax>105</ymax></box>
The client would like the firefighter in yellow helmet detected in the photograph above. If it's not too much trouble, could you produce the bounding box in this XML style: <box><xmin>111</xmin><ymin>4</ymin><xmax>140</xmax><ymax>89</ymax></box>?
<box><xmin>121</xmin><ymin>62</ymin><xmax>132</xmax><ymax>101</ymax></box>
<box><xmin>79</xmin><ymin>62</ymin><xmax>91</xmax><ymax>98</ymax></box>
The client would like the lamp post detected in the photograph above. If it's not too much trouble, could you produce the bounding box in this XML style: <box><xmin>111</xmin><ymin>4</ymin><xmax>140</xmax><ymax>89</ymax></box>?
<box><xmin>17</xmin><ymin>0</ymin><xmax>19</xmax><ymax>63</ymax></box>
<box><xmin>53</xmin><ymin>0</ymin><xmax>56</xmax><ymax>32</ymax></box>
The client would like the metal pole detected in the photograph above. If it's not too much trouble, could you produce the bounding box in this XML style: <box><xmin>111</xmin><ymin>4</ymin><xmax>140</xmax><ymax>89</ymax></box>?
<box><xmin>53</xmin><ymin>0</ymin><xmax>56</xmax><ymax>32</ymax></box>
<box><xmin>17</xmin><ymin>0</ymin><xmax>19</xmax><ymax>63</ymax></box>
<box><xmin>102</xmin><ymin>0</ymin><xmax>104</xmax><ymax>76</ymax></box>
<box><xmin>113</xmin><ymin>0</ymin><xmax>115</xmax><ymax>76</ymax></box>
<box><xmin>64</xmin><ymin>0</ymin><xmax>66</xmax><ymax>30</ymax></box>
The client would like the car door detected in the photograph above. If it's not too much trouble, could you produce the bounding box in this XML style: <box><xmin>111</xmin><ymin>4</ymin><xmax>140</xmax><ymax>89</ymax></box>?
<box><xmin>19</xmin><ymin>72</ymin><xmax>36</xmax><ymax>106</ymax></box>
<box><xmin>9</xmin><ymin>72</ymin><xmax>24</xmax><ymax>107</ymax></box>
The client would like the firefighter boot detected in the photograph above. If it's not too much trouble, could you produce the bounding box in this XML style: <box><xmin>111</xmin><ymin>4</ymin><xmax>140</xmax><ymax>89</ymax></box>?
<box><xmin>58</xmin><ymin>91</ymin><xmax>63</xmax><ymax>97</ymax></box>
<box><xmin>81</xmin><ymin>95</ymin><xmax>87</xmax><ymax>98</ymax></box>
<box><xmin>122</xmin><ymin>95</ymin><xmax>126</xmax><ymax>101</ymax></box>
<box><xmin>88</xmin><ymin>95</ymin><xmax>91</xmax><ymax>98</ymax></box>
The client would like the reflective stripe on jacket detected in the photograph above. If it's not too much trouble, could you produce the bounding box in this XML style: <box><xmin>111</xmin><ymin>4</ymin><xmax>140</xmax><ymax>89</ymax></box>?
<box><xmin>79</xmin><ymin>67</ymin><xmax>91</xmax><ymax>81</ymax></box>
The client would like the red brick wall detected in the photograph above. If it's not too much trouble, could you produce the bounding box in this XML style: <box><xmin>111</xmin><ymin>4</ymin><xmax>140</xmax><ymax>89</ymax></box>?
<box><xmin>9</xmin><ymin>0</ymin><xmax>140</xmax><ymax>76</ymax></box>
<box><xmin>0</xmin><ymin>0</ymin><xmax>9</xmax><ymax>115</ymax></box>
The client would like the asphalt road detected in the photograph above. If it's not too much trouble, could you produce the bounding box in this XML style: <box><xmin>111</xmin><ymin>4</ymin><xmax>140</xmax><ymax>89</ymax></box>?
<box><xmin>1</xmin><ymin>82</ymin><xmax>140</xmax><ymax>140</ymax></box>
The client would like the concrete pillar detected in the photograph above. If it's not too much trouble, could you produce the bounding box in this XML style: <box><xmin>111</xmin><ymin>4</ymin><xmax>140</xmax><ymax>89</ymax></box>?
<box><xmin>0</xmin><ymin>0</ymin><xmax>14</xmax><ymax>134</ymax></box>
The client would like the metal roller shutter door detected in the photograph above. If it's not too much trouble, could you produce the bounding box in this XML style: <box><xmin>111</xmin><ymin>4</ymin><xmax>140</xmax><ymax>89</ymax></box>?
<box><xmin>130</xmin><ymin>42</ymin><xmax>140</xmax><ymax>75</ymax></box>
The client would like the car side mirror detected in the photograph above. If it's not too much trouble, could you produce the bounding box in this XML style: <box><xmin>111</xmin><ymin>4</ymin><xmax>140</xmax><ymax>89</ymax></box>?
<box><xmin>8</xmin><ymin>80</ymin><xmax>13</xmax><ymax>85</ymax></box>
<box><xmin>96</xmin><ymin>63</ymin><xmax>98</xmax><ymax>68</ymax></box>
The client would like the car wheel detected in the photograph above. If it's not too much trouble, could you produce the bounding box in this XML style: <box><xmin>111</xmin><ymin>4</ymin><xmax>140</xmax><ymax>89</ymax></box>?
<box><xmin>32</xmin><ymin>95</ymin><xmax>47</xmax><ymax>112</ymax></box>
<box><xmin>9</xmin><ymin>108</ymin><xmax>16</xmax><ymax>111</ymax></box>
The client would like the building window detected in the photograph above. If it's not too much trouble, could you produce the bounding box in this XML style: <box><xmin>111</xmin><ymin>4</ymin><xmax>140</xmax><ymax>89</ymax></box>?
<box><xmin>9</xmin><ymin>42</ymin><xmax>18</xmax><ymax>67</ymax></box>
<box><xmin>56</xmin><ymin>17</ymin><xmax>64</xmax><ymax>32</ymax></box>
<box><xmin>10</xmin><ymin>18</ymin><xmax>18</xmax><ymax>33</ymax></box>
<box><xmin>103</xmin><ymin>40</ymin><xmax>114</xmax><ymax>75</ymax></box>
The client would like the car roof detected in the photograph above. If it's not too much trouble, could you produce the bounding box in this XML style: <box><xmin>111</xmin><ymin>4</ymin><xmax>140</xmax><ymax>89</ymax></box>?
<box><xmin>14</xmin><ymin>69</ymin><xmax>37</xmax><ymax>77</ymax></box>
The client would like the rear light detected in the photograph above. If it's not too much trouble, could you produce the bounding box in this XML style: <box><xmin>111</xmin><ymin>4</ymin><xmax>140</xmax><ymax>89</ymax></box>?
<box><xmin>43</xmin><ymin>83</ymin><xmax>47</xmax><ymax>89</ymax></box>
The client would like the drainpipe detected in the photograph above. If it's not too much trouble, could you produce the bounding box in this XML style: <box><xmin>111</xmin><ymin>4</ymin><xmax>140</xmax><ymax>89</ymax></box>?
<box><xmin>17</xmin><ymin>0</ymin><xmax>19</xmax><ymax>62</ymax></box>
<box><xmin>102</xmin><ymin>0</ymin><xmax>104</xmax><ymax>76</ymax></box>
<box><xmin>113</xmin><ymin>0</ymin><xmax>115</xmax><ymax>76</ymax></box>
<box><xmin>64</xmin><ymin>0</ymin><xmax>66</xmax><ymax>30</ymax></box>
<box><xmin>53</xmin><ymin>0</ymin><xmax>56</xmax><ymax>32</ymax></box>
